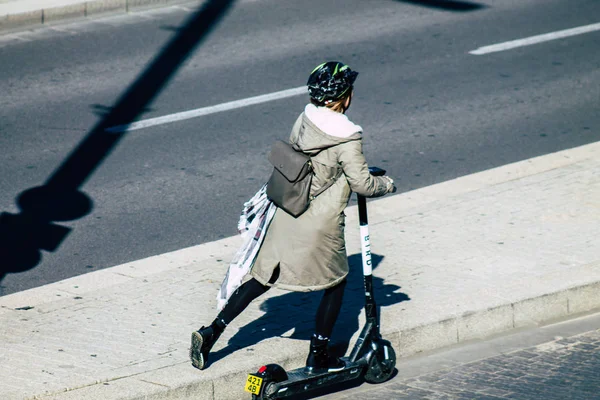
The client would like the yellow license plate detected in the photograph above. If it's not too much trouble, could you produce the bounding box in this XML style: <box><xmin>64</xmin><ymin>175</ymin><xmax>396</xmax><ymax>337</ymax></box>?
<box><xmin>244</xmin><ymin>374</ymin><xmax>263</xmax><ymax>395</ymax></box>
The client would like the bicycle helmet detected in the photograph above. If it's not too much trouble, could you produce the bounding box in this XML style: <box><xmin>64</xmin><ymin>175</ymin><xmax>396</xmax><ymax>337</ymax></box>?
<box><xmin>307</xmin><ymin>61</ymin><xmax>358</xmax><ymax>104</ymax></box>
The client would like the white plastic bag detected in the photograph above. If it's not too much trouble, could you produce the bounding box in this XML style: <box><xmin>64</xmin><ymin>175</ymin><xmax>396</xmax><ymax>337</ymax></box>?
<box><xmin>216</xmin><ymin>184</ymin><xmax>276</xmax><ymax>310</ymax></box>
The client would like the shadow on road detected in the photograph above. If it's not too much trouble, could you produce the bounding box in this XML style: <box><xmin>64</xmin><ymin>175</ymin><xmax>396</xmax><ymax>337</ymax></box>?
<box><xmin>0</xmin><ymin>0</ymin><xmax>236</xmax><ymax>286</ymax></box>
<box><xmin>395</xmin><ymin>0</ymin><xmax>486</xmax><ymax>12</ymax></box>
<box><xmin>210</xmin><ymin>253</ymin><xmax>410</xmax><ymax>367</ymax></box>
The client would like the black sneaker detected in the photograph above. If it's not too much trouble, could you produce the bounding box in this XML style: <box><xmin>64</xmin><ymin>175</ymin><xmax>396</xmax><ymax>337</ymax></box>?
<box><xmin>190</xmin><ymin>326</ymin><xmax>220</xmax><ymax>370</ymax></box>
<box><xmin>305</xmin><ymin>336</ymin><xmax>345</xmax><ymax>374</ymax></box>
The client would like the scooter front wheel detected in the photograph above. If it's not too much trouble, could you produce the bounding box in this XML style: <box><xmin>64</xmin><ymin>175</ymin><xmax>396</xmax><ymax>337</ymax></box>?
<box><xmin>364</xmin><ymin>341</ymin><xmax>396</xmax><ymax>384</ymax></box>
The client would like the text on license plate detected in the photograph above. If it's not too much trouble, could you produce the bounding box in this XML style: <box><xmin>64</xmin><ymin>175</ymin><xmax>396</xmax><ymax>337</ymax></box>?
<box><xmin>244</xmin><ymin>374</ymin><xmax>263</xmax><ymax>395</ymax></box>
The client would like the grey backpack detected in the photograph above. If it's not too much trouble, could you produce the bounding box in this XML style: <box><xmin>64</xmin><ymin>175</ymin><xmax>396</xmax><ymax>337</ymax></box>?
<box><xmin>266</xmin><ymin>140</ymin><xmax>340</xmax><ymax>217</ymax></box>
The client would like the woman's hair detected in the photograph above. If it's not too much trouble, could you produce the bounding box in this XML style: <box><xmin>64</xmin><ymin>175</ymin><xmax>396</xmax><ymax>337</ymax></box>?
<box><xmin>310</xmin><ymin>89</ymin><xmax>352</xmax><ymax>113</ymax></box>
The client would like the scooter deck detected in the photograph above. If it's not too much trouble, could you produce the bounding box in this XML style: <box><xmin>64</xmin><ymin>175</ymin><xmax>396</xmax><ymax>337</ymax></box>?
<box><xmin>264</xmin><ymin>358</ymin><xmax>365</xmax><ymax>399</ymax></box>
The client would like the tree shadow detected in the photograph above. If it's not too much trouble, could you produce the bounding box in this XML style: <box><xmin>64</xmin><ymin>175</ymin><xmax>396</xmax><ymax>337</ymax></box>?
<box><xmin>395</xmin><ymin>0</ymin><xmax>486</xmax><ymax>12</ymax></box>
<box><xmin>0</xmin><ymin>0</ymin><xmax>236</xmax><ymax>285</ymax></box>
<box><xmin>209</xmin><ymin>253</ymin><xmax>410</xmax><ymax>366</ymax></box>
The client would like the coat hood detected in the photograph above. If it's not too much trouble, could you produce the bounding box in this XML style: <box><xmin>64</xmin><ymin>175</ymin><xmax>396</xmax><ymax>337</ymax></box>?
<box><xmin>290</xmin><ymin>104</ymin><xmax>362</xmax><ymax>156</ymax></box>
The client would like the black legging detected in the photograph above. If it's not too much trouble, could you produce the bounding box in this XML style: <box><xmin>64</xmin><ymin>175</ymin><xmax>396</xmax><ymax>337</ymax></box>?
<box><xmin>218</xmin><ymin>269</ymin><xmax>347</xmax><ymax>339</ymax></box>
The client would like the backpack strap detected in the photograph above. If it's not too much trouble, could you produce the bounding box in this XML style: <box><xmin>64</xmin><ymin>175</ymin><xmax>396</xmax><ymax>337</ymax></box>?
<box><xmin>293</xmin><ymin>113</ymin><xmax>349</xmax><ymax>200</ymax></box>
<box><xmin>310</xmin><ymin>167</ymin><xmax>343</xmax><ymax>200</ymax></box>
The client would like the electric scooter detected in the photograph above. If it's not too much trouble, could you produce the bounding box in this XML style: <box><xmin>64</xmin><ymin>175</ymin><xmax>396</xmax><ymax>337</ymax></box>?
<box><xmin>244</xmin><ymin>167</ymin><xmax>397</xmax><ymax>399</ymax></box>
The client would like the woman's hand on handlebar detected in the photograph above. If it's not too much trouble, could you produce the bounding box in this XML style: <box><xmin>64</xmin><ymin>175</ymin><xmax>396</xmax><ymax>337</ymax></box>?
<box><xmin>383</xmin><ymin>176</ymin><xmax>397</xmax><ymax>193</ymax></box>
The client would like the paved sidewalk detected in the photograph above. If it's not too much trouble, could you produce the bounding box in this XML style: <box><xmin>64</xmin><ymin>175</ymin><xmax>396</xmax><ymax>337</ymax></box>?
<box><xmin>0</xmin><ymin>0</ymin><xmax>196</xmax><ymax>32</ymax></box>
<box><xmin>1</xmin><ymin>141</ymin><xmax>599</xmax><ymax>400</ymax></box>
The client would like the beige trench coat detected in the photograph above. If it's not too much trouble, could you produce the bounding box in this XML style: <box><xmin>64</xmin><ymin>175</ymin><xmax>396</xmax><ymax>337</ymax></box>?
<box><xmin>250</xmin><ymin>112</ymin><xmax>390</xmax><ymax>291</ymax></box>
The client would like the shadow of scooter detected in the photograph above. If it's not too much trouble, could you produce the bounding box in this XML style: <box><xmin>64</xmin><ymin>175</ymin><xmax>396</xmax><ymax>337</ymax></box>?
<box><xmin>209</xmin><ymin>253</ymin><xmax>410</xmax><ymax>366</ymax></box>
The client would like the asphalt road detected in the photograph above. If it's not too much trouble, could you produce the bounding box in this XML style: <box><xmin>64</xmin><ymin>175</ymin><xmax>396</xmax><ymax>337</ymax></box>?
<box><xmin>1</xmin><ymin>0</ymin><xmax>599</xmax><ymax>295</ymax></box>
<box><xmin>313</xmin><ymin>312</ymin><xmax>600</xmax><ymax>400</ymax></box>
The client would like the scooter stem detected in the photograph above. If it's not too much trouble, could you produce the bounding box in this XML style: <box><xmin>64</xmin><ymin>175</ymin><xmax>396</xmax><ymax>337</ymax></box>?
<box><xmin>357</xmin><ymin>194</ymin><xmax>378</xmax><ymax>323</ymax></box>
<box><xmin>348</xmin><ymin>193</ymin><xmax>380</xmax><ymax>363</ymax></box>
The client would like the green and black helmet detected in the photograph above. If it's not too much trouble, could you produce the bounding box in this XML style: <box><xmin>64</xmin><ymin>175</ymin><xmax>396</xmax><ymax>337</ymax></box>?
<box><xmin>307</xmin><ymin>61</ymin><xmax>358</xmax><ymax>104</ymax></box>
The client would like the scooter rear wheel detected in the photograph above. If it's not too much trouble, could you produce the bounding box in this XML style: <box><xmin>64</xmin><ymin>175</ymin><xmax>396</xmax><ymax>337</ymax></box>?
<box><xmin>364</xmin><ymin>342</ymin><xmax>396</xmax><ymax>384</ymax></box>
<box><xmin>252</xmin><ymin>382</ymin><xmax>276</xmax><ymax>400</ymax></box>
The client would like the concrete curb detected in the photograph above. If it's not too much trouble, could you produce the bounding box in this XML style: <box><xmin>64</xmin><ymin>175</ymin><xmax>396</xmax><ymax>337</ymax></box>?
<box><xmin>390</xmin><ymin>276</ymin><xmax>600</xmax><ymax>360</ymax></box>
<box><xmin>0</xmin><ymin>0</ymin><xmax>195</xmax><ymax>33</ymax></box>
<box><xmin>38</xmin><ymin>279</ymin><xmax>600</xmax><ymax>400</ymax></box>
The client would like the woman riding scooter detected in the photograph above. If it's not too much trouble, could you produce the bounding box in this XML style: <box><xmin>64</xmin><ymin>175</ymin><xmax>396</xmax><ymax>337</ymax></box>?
<box><xmin>190</xmin><ymin>61</ymin><xmax>396</xmax><ymax>373</ymax></box>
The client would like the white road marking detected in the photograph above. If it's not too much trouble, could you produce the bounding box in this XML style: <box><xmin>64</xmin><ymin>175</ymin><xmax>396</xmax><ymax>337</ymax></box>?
<box><xmin>0</xmin><ymin>33</ymin><xmax>32</xmax><ymax>43</ymax></box>
<box><xmin>105</xmin><ymin>86</ymin><xmax>307</xmax><ymax>133</ymax></box>
<box><xmin>469</xmin><ymin>22</ymin><xmax>600</xmax><ymax>55</ymax></box>
<box><xmin>49</xmin><ymin>26</ymin><xmax>77</xmax><ymax>34</ymax></box>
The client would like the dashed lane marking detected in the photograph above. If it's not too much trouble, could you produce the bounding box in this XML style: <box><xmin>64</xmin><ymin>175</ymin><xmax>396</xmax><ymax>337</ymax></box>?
<box><xmin>105</xmin><ymin>86</ymin><xmax>307</xmax><ymax>133</ymax></box>
<box><xmin>469</xmin><ymin>22</ymin><xmax>600</xmax><ymax>55</ymax></box>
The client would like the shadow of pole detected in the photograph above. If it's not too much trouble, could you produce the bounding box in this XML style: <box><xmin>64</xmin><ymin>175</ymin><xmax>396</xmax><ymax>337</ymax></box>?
<box><xmin>395</xmin><ymin>0</ymin><xmax>486</xmax><ymax>12</ymax></box>
<box><xmin>0</xmin><ymin>0</ymin><xmax>236</xmax><ymax>284</ymax></box>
